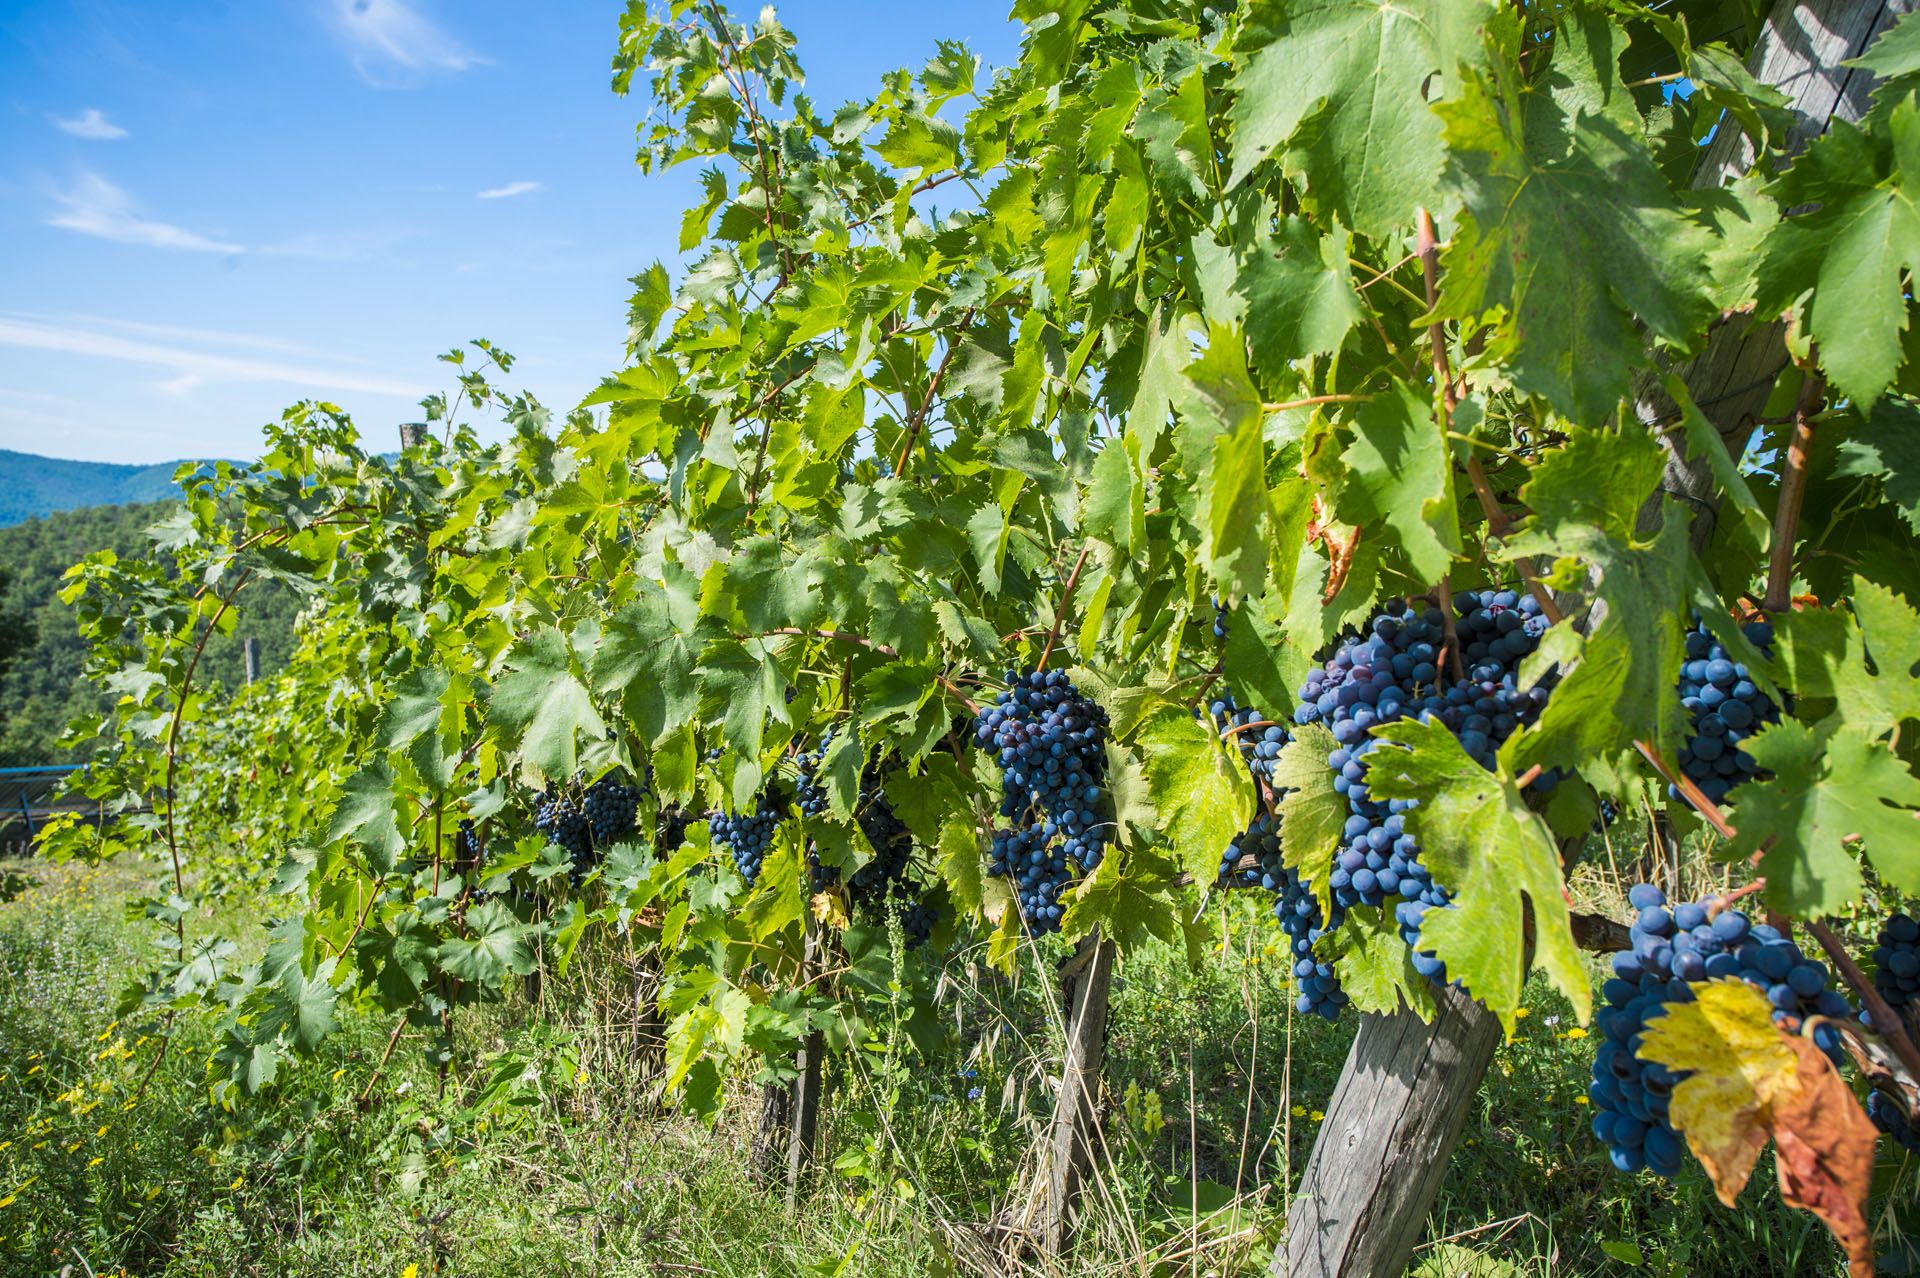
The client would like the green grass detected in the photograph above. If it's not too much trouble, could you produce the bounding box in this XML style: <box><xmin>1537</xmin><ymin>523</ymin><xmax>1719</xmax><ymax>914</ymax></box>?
<box><xmin>0</xmin><ymin>854</ymin><xmax>1901</xmax><ymax>1277</ymax></box>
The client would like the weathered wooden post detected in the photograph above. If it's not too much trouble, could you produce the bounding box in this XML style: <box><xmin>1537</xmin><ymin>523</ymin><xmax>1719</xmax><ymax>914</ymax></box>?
<box><xmin>1272</xmin><ymin>4</ymin><xmax>1909</xmax><ymax>1273</ymax></box>
<box><xmin>1000</xmin><ymin>927</ymin><xmax>1118</xmax><ymax>1256</ymax></box>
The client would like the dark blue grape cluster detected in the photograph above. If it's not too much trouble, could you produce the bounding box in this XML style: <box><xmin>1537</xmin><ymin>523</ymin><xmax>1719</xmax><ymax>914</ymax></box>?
<box><xmin>1865</xmin><ymin>911</ymin><xmax>1920</xmax><ymax>1151</ymax></box>
<box><xmin>1206</xmin><ymin>691</ymin><xmax>1286</xmax><ymax>788</ymax></box>
<box><xmin>850</xmin><ymin>765</ymin><xmax>914</xmax><ymax>905</ymax></box>
<box><xmin>892</xmin><ymin>886</ymin><xmax>937</xmax><ymax>950</ymax></box>
<box><xmin>455</xmin><ymin>818</ymin><xmax>482</xmax><ymax>874</ymax></box>
<box><xmin>1869</xmin><ymin>1089</ymin><xmax>1920</xmax><ymax>1153</ymax></box>
<box><xmin>1288</xmin><ymin>592</ymin><xmax>1555</xmax><ymax>984</ymax></box>
<box><xmin>1673</xmin><ymin>619</ymin><xmax>1778</xmax><ymax>808</ymax></box>
<box><xmin>1212</xmin><ymin>596</ymin><xmax>1230</xmax><ymax>643</ymax></box>
<box><xmin>658</xmin><ymin>804</ymin><xmax>691</xmax><ymax>853</ymax></box>
<box><xmin>1591</xmin><ymin>884</ymin><xmax>1852</xmax><ymax>1178</ymax></box>
<box><xmin>1222</xmin><ymin>812</ymin><xmax>1348</xmax><ymax>1019</ymax></box>
<box><xmin>709</xmin><ymin>784</ymin><xmax>788</xmax><ymax>885</ymax></box>
<box><xmin>975</xmin><ymin>671</ymin><xmax>1111</xmax><ymax>935</ymax></box>
<box><xmin>583</xmin><ymin>774</ymin><xmax>642</xmax><ymax>846</ymax></box>
<box><xmin>535</xmin><ymin>789</ymin><xmax>594</xmax><ymax>875</ymax></box>
<box><xmin>1873</xmin><ymin>912</ymin><xmax>1920</xmax><ymax>1013</ymax></box>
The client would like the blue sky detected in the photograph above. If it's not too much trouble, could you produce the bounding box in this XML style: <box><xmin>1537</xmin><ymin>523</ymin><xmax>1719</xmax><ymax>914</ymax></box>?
<box><xmin>0</xmin><ymin>1</ymin><xmax>1023</xmax><ymax>464</ymax></box>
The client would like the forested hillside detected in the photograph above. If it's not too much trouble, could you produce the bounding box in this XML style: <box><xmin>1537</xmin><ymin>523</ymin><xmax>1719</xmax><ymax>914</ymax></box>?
<box><xmin>0</xmin><ymin>450</ymin><xmax>209</xmax><ymax>527</ymax></box>
<box><xmin>0</xmin><ymin>502</ymin><xmax>298</xmax><ymax>764</ymax></box>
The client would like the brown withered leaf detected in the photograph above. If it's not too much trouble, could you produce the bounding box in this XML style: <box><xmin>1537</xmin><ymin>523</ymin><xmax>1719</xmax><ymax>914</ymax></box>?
<box><xmin>1772</xmin><ymin>1034</ymin><xmax>1878</xmax><ymax>1278</ymax></box>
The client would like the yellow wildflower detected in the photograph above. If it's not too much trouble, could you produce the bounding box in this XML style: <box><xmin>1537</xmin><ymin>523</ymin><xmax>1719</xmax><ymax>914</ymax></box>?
<box><xmin>87</xmin><ymin>1157</ymin><xmax>103</xmax><ymax>1169</ymax></box>
<box><xmin>1513</xmin><ymin>1008</ymin><xmax>1530</xmax><ymax>1019</ymax></box>
<box><xmin>1290</xmin><ymin>1105</ymin><xmax>1306</xmax><ymax>1117</ymax></box>
<box><xmin>1563</xmin><ymin>1027</ymin><xmax>1588</xmax><ymax>1040</ymax></box>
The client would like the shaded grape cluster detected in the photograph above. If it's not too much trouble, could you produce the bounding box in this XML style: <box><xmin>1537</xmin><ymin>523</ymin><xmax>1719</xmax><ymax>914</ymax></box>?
<box><xmin>1207</xmin><ymin>691</ymin><xmax>1285</xmax><ymax>788</ymax></box>
<box><xmin>1212</xmin><ymin>596</ymin><xmax>1230</xmax><ymax>642</ymax></box>
<box><xmin>1591</xmin><ymin>884</ymin><xmax>1851</xmax><ymax>1178</ymax></box>
<box><xmin>1290</xmin><ymin>592</ymin><xmax>1555</xmax><ymax>983</ymax></box>
<box><xmin>657</xmin><ymin>804</ymin><xmax>691</xmax><ymax>853</ymax></box>
<box><xmin>1673</xmin><ymin>619</ymin><xmax>1779</xmax><ymax>808</ymax></box>
<box><xmin>1865</xmin><ymin>911</ymin><xmax>1920</xmax><ymax>1150</ymax></box>
<box><xmin>583</xmin><ymin>775</ymin><xmax>642</xmax><ymax>845</ymax></box>
<box><xmin>1224</xmin><ymin>811</ymin><xmax>1347</xmax><ymax>1019</ymax></box>
<box><xmin>975</xmin><ymin>670</ymin><xmax>1111</xmax><ymax>935</ymax></box>
<box><xmin>709</xmin><ymin>784</ymin><xmax>789</xmax><ymax>885</ymax></box>
<box><xmin>1868</xmin><ymin>1090</ymin><xmax>1920</xmax><ymax>1153</ymax></box>
<box><xmin>455</xmin><ymin>818</ymin><xmax>482</xmax><ymax>876</ymax></box>
<box><xmin>535</xmin><ymin>790</ymin><xmax>593</xmax><ymax>875</ymax></box>
<box><xmin>1872</xmin><ymin>911</ymin><xmax>1919</xmax><ymax>1013</ymax></box>
<box><xmin>792</xmin><ymin>736</ymin><xmax>937</xmax><ymax>944</ymax></box>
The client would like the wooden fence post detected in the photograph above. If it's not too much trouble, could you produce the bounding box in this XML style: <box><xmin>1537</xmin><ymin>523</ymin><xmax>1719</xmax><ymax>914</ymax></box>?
<box><xmin>1271</xmin><ymin>5</ymin><xmax>1906</xmax><ymax>1274</ymax></box>
<box><xmin>999</xmin><ymin>927</ymin><xmax>1118</xmax><ymax>1257</ymax></box>
<box><xmin>1272</xmin><ymin>987</ymin><xmax>1502</xmax><ymax>1277</ymax></box>
<box><xmin>785</xmin><ymin>915</ymin><xmax>827</xmax><ymax>1206</ymax></box>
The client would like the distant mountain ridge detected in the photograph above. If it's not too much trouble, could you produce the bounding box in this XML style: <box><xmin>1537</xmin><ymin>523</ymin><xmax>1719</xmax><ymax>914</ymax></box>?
<box><xmin>0</xmin><ymin>449</ymin><xmax>209</xmax><ymax>526</ymax></box>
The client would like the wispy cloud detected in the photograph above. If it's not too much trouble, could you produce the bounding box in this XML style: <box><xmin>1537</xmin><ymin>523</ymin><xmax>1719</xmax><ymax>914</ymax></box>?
<box><xmin>325</xmin><ymin>0</ymin><xmax>484</xmax><ymax>85</ymax></box>
<box><xmin>476</xmin><ymin>180</ymin><xmax>541</xmax><ymax>200</ymax></box>
<box><xmin>47</xmin><ymin>173</ymin><xmax>243</xmax><ymax>254</ymax></box>
<box><xmin>52</xmin><ymin>108</ymin><xmax>128</xmax><ymax>140</ymax></box>
<box><xmin>0</xmin><ymin>314</ymin><xmax>424</xmax><ymax>400</ymax></box>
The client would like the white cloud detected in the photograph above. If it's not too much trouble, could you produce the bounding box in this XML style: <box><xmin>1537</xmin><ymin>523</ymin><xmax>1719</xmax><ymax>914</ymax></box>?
<box><xmin>0</xmin><ymin>314</ymin><xmax>425</xmax><ymax>400</ymax></box>
<box><xmin>326</xmin><ymin>0</ymin><xmax>483</xmax><ymax>85</ymax></box>
<box><xmin>47</xmin><ymin>173</ymin><xmax>244</xmax><ymax>254</ymax></box>
<box><xmin>476</xmin><ymin>180</ymin><xmax>541</xmax><ymax>200</ymax></box>
<box><xmin>52</xmin><ymin>108</ymin><xmax>128</xmax><ymax>140</ymax></box>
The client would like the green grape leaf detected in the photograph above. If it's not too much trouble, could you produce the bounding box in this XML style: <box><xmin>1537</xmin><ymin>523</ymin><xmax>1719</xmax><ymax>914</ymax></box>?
<box><xmin>377</xmin><ymin>667</ymin><xmax>455</xmax><ymax>791</ymax></box>
<box><xmin>1368</xmin><ymin>717</ymin><xmax>1588</xmax><ymax>1033</ymax></box>
<box><xmin>663</xmin><ymin>986</ymin><xmax>751</xmax><ymax>1116</ymax></box>
<box><xmin>1135</xmin><ymin>703</ymin><xmax>1255</xmax><ymax>886</ymax></box>
<box><xmin>1770</xmin><ymin>579</ymin><xmax>1920</xmax><ymax>741</ymax></box>
<box><xmin>726</xmin><ymin>537</ymin><xmax>822</xmax><ymax>633</ymax></box>
<box><xmin>1434</xmin><ymin>60</ymin><xmax>1715</xmax><ymax>425</ymax></box>
<box><xmin>1274</xmin><ymin>722</ymin><xmax>1344</xmax><ymax>914</ymax></box>
<box><xmin>1730</xmin><ymin>719</ymin><xmax>1920</xmax><ymax>915</ymax></box>
<box><xmin>936</xmin><ymin>816</ymin><xmax>984</xmax><ymax>918</ymax></box>
<box><xmin>1501</xmin><ymin>425</ymin><xmax>1694</xmax><ymax>773</ymax></box>
<box><xmin>1228</xmin><ymin>0</ymin><xmax>1490</xmax><ymax>238</ymax></box>
<box><xmin>1332</xmin><ymin>377</ymin><xmax>1460</xmax><ymax>585</ymax></box>
<box><xmin>697</xmin><ymin>637</ymin><xmax>786</xmax><ymax>775</ymax></box>
<box><xmin>1061</xmin><ymin>843</ymin><xmax>1181</xmax><ymax>952</ymax></box>
<box><xmin>490</xmin><ymin>627</ymin><xmax>608</xmax><ymax>785</ymax></box>
<box><xmin>738</xmin><ymin>835</ymin><xmax>805</xmax><ymax>941</ymax></box>
<box><xmin>436</xmin><ymin>899</ymin><xmax>537</xmax><ymax>986</ymax></box>
<box><xmin>260</xmin><ymin>955</ymin><xmax>339</xmax><ymax>1055</ymax></box>
<box><xmin>1175</xmin><ymin>326</ymin><xmax>1269</xmax><ymax>596</ymax></box>
<box><xmin>1084</xmin><ymin>436</ymin><xmax>1145</xmax><ymax>553</ymax></box>
<box><xmin>1755</xmin><ymin>98</ymin><xmax>1920</xmax><ymax>405</ymax></box>
<box><xmin>1847</xmin><ymin>8</ymin><xmax>1920</xmax><ymax>82</ymax></box>
<box><xmin>1321</xmin><ymin>904</ymin><xmax>1436</xmax><ymax>1019</ymax></box>
<box><xmin>1220</xmin><ymin>592</ymin><xmax>1297</xmax><ymax>723</ymax></box>
<box><xmin>1835</xmin><ymin>397</ymin><xmax>1920</xmax><ymax>536</ymax></box>
<box><xmin>1232</xmin><ymin>216</ymin><xmax>1364</xmax><ymax>366</ymax></box>
<box><xmin>324</xmin><ymin>762</ymin><xmax>406</xmax><ymax>876</ymax></box>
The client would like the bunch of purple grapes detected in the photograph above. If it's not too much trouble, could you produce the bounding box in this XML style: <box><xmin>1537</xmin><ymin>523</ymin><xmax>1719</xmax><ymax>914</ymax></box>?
<box><xmin>1673</xmin><ymin>619</ymin><xmax>1780</xmax><ymax>808</ymax></box>
<box><xmin>1291</xmin><ymin>592</ymin><xmax>1555</xmax><ymax>984</ymax></box>
<box><xmin>975</xmin><ymin>670</ymin><xmax>1111</xmax><ymax>935</ymax></box>
<box><xmin>709</xmin><ymin>784</ymin><xmax>789</xmax><ymax>885</ymax></box>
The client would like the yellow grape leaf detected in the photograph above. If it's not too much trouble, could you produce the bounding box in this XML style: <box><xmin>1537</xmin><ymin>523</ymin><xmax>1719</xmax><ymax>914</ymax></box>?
<box><xmin>1772</xmin><ymin>1035</ymin><xmax>1878</xmax><ymax>1278</ymax></box>
<box><xmin>810</xmin><ymin>890</ymin><xmax>850</xmax><ymax>931</ymax></box>
<box><xmin>1637</xmin><ymin>978</ymin><xmax>1799</xmax><ymax>1203</ymax></box>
